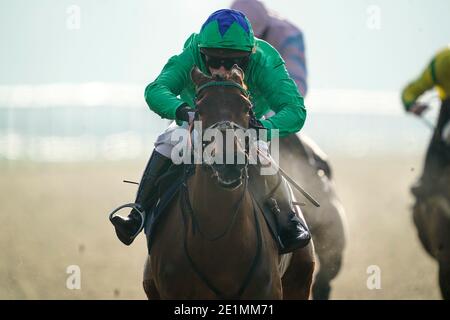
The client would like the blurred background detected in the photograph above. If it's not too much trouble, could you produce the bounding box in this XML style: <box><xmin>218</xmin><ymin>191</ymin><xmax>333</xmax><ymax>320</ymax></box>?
<box><xmin>1</xmin><ymin>0</ymin><xmax>449</xmax><ymax>299</ymax></box>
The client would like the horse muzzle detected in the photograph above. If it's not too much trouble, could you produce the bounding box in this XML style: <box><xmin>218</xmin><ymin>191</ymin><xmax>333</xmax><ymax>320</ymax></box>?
<box><xmin>209</xmin><ymin>159</ymin><xmax>247</xmax><ymax>190</ymax></box>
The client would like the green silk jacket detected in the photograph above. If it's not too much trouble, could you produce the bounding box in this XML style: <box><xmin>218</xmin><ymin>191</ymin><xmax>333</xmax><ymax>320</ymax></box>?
<box><xmin>144</xmin><ymin>32</ymin><xmax>307</xmax><ymax>139</ymax></box>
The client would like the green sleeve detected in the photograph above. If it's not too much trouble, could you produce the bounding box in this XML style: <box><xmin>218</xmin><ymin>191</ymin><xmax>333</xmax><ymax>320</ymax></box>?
<box><xmin>144</xmin><ymin>47</ymin><xmax>194</xmax><ymax>120</ymax></box>
<box><xmin>255</xmin><ymin>52</ymin><xmax>307</xmax><ymax>139</ymax></box>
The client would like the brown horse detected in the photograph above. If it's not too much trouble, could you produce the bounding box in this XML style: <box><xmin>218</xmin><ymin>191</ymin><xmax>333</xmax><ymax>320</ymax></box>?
<box><xmin>142</xmin><ymin>65</ymin><xmax>315</xmax><ymax>299</ymax></box>
<box><xmin>413</xmin><ymin>166</ymin><xmax>450</xmax><ymax>299</ymax></box>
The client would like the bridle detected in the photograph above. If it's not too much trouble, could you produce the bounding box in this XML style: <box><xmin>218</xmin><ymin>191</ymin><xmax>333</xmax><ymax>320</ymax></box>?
<box><xmin>193</xmin><ymin>80</ymin><xmax>252</xmax><ymax>186</ymax></box>
<box><xmin>196</xmin><ymin>80</ymin><xmax>250</xmax><ymax>98</ymax></box>
<box><xmin>201</xmin><ymin>120</ymin><xmax>250</xmax><ymax>179</ymax></box>
<box><xmin>188</xmin><ymin>80</ymin><xmax>252</xmax><ymax>236</ymax></box>
<box><xmin>180</xmin><ymin>79</ymin><xmax>262</xmax><ymax>299</ymax></box>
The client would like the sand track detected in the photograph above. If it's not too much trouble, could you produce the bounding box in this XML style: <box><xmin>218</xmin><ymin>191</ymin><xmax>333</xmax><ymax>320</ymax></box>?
<box><xmin>0</xmin><ymin>156</ymin><xmax>441</xmax><ymax>299</ymax></box>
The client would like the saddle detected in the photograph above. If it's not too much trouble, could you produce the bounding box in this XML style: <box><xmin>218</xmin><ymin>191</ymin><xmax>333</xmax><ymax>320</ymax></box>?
<box><xmin>143</xmin><ymin>164</ymin><xmax>283</xmax><ymax>255</ymax></box>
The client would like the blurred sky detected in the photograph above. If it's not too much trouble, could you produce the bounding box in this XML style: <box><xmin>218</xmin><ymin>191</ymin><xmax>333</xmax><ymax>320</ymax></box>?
<box><xmin>1</xmin><ymin>0</ymin><xmax>449</xmax><ymax>92</ymax></box>
<box><xmin>1</xmin><ymin>0</ymin><xmax>446</xmax><ymax>160</ymax></box>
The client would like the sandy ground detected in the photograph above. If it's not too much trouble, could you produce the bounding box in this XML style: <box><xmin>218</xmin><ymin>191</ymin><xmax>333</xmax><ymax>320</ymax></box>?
<box><xmin>0</xmin><ymin>155</ymin><xmax>442</xmax><ymax>299</ymax></box>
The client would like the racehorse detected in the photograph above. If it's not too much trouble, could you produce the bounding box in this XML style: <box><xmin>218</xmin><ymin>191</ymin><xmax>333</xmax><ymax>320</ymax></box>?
<box><xmin>279</xmin><ymin>135</ymin><xmax>347</xmax><ymax>300</ymax></box>
<box><xmin>412</xmin><ymin>99</ymin><xmax>450</xmax><ymax>300</ymax></box>
<box><xmin>142</xmin><ymin>65</ymin><xmax>315</xmax><ymax>299</ymax></box>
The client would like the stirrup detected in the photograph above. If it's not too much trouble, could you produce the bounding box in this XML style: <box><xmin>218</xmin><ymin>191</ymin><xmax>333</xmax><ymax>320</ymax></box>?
<box><xmin>109</xmin><ymin>203</ymin><xmax>145</xmax><ymax>240</ymax></box>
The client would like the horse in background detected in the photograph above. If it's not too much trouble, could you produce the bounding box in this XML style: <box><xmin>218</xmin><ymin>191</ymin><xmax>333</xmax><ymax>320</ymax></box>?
<box><xmin>413</xmin><ymin>162</ymin><xmax>450</xmax><ymax>299</ymax></box>
<box><xmin>411</xmin><ymin>98</ymin><xmax>450</xmax><ymax>300</ymax></box>
<box><xmin>279</xmin><ymin>134</ymin><xmax>347</xmax><ymax>300</ymax></box>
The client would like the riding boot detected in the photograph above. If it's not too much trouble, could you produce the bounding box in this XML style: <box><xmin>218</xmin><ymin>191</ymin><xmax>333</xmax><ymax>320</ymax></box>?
<box><xmin>263</xmin><ymin>171</ymin><xmax>311</xmax><ymax>254</ymax></box>
<box><xmin>110</xmin><ymin>150</ymin><xmax>172</xmax><ymax>245</ymax></box>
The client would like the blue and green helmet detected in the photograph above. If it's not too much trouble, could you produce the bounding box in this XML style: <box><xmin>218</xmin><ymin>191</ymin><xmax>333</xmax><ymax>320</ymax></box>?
<box><xmin>198</xmin><ymin>9</ymin><xmax>256</xmax><ymax>52</ymax></box>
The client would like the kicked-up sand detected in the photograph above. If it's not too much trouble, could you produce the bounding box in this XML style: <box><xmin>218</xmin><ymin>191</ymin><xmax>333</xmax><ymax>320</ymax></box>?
<box><xmin>0</xmin><ymin>155</ymin><xmax>442</xmax><ymax>299</ymax></box>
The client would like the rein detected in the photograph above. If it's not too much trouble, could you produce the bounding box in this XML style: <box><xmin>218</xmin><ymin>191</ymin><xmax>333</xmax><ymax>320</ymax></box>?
<box><xmin>181</xmin><ymin>168</ymin><xmax>248</xmax><ymax>241</ymax></box>
<box><xmin>180</xmin><ymin>168</ymin><xmax>262</xmax><ymax>299</ymax></box>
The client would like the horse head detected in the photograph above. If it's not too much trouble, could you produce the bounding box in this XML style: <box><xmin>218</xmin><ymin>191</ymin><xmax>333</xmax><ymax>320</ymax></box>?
<box><xmin>191</xmin><ymin>65</ymin><xmax>253</xmax><ymax>189</ymax></box>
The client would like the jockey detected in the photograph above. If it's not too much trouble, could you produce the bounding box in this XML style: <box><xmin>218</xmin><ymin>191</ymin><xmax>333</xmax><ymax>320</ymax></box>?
<box><xmin>231</xmin><ymin>0</ymin><xmax>308</xmax><ymax>96</ymax></box>
<box><xmin>231</xmin><ymin>0</ymin><xmax>332</xmax><ymax>178</ymax></box>
<box><xmin>110</xmin><ymin>9</ymin><xmax>311</xmax><ymax>254</ymax></box>
<box><xmin>402</xmin><ymin>46</ymin><xmax>450</xmax><ymax>197</ymax></box>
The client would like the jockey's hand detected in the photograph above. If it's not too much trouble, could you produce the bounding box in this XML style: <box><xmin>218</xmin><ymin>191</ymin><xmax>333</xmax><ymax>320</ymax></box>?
<box><xmin>248</xmin><ymin>109</ymin><xmax>267</xmax><ymax>141</ymax></box>
<box><xmin>249</xmin><ymin>116</ymin><xmax>265</xmax><ymax>130</ymax></box>
<box><xmin>176</xmin><ymin>104</ymin><xmax>196</xmax><ymax>124</ymax></box>
<box><xmin>408</xmin><ymin>103</ymin><xmax>428</xmax><ymax>116</ymax></box>
<box><xmin>248</xmin><ymin>108</ymin><xmax>265</xmax><ymax>131</ymax></box>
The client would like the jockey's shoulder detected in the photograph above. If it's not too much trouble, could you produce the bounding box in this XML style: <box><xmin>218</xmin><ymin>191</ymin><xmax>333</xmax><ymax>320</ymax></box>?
<box><xmin>435</xmin><ymin>45</ymin><xmax>450</xmax><ymax>58</ymax></box>
<box><xmin>182</xmin><ymin>33</ymin><xmax>199</xmax><ymax>50</ymax></box>
<box><xmin>252</xmin><ymin>38</ymin><xmax>284</xmax><ymax>67</ymax></box>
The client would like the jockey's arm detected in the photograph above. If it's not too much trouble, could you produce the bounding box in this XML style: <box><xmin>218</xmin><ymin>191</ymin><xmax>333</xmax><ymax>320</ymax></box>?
<box><xmin>279</xmin><ymin>32</ymin><xmax>308</xmax><ymax>97</ymax></box>
<box><xmin>401</xmin><ymin>58</ymin><xmax>436</xmax><ymax>111</ymax></box>
<box><xmin>402</xmin><ymin>48</ymin><xmax>450</xmax><ymax>111</ymax></box>
<box><xmin>256</xmin><ymin>58</ymin><xmax>307</xmax><ymax>140</ymax></box>
<box><xmin>144</xmin><ymin>51</ymin><xmax>193</xmax><ymax>120</ymax></box>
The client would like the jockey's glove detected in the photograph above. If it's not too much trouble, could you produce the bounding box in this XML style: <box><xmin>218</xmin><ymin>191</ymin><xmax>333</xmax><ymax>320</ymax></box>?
<box><xmin>176</xmin><ymin>103</ymin><xmax>196</xmax><ymax>124</ymax></box>
<box><xmin>249</xmin><ymin>109</ymin><xmax>267</xmax><ymax>141</ymax></box>
<box><xmin>248</xmin><ymin>107</ymin><xmax>265</xmax><ymax>130</ymax></box>
<box><xmin>249</xmin><ymin>116</ymin><xmax>265</xmax><ymax>131</ymax></box>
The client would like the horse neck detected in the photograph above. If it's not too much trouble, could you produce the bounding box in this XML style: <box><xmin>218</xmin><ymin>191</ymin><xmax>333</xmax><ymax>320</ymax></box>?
<box><xmin>187</xmin><ymin>166</ymin><xmax>251</xmax><ymax>235</ymax></box>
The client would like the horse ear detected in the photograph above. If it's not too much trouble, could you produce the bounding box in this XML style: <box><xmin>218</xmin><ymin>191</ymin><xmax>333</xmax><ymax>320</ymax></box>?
<box><xmin>230</xmin><ymin>64</ymin><xmax>244</xmax><ymax>84</ymax></box>
<box><xmin>191</xmin><ymin>66</ymin><xmax>209</xmax><ymax>86</ymax></box>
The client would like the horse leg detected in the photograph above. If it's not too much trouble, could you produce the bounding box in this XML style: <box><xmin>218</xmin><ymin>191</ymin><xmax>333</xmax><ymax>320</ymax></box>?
<box><xmin>437</xmin><ymin>213</ymin><xmax>450</xmax><ymax>300</ymax></box>
<box><xmin>143</xmin><ymin>279</ymin><xmax>160</xmax><ymax>300</ymax></box>
<box><xmin>282</xmin><ymin>243</ymin><xmax>315</xmax><ymax>300</ymax></box>
<box><xmin>143</xmin><ymin>255</ymin><xmax>160</xmax><ymax>300</ymax></box>
<box><xmin>312</xmin><ymin>247</ymin><xmax>343</xmax><ymax>300</ymax></box>
<box><xmin>412</xmin><ymin>201</ymin><xmax>434</xmax><ymax>257</ymax></box>
<box><xmin>312</xmin><ymin>210</ymin><xmax>346</xmax><ymax>299</ymax></box>
<box><xmin>439</xmin><ymin>258</ymin><xmax>450</xmax><ymax>300</ymax></box>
